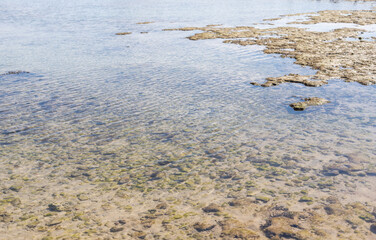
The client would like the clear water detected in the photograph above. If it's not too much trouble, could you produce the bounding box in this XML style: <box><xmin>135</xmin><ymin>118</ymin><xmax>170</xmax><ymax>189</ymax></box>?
<box><xmin>1</xmin><ymin>0</ymin><xmax>376</xmax><ymax>216</ymax></box>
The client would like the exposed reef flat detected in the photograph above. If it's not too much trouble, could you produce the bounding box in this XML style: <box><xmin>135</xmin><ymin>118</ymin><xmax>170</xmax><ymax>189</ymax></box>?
<box><xmin>164</xmin><ymin>10</ymin><xmax>376</xmax><ymax>87</ymax></box>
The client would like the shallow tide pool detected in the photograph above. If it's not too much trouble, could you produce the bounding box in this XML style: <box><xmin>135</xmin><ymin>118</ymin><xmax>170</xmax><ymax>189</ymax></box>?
<box><xmin>1</xmin><ymin>0</ymin><xmax>376</xmax><ymax>239</ymax></box>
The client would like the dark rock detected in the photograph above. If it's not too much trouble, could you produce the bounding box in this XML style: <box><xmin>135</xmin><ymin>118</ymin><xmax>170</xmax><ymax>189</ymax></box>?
<box><xmin>203</xmin><ymin>203</ymin><xmax>222</xmax><ymax>213</ymax></box>
<box><xmin>0</xmin><ymin>211</ymin><xmax>12</xmax><ymax>223</ymax></box>
<box><xmin>150</xmin><ymin>171</ymin><xmax>166</xmax><ymax>180</ymax></box>
<box><xmin>370</xmin><ymin>224</ymin><xmax>376</xmax><ymax>234</ymax></box>
<box><xmin>110</xmin><ymin>226</ymin><xmax>124</xmax><ymax>232</ymax></box>
<box><xmin>157</xmin><ymin>160</ymin><xmax>172</xmax><ymax>166</ymax></box>
<box><xmin>220</xmin><ymin>219</ymin><xmax>259</xmax><ymax>239</ymax></box>
<box><xmin>290</xmin><ymin>97</ymin><xmax>330</xmax><ymax>111</ymax></box>
<box><xmin>193</xmin><ymin>222</ymin><xmax>216</xmax><ymax>232</ymax></box>
<box><xmin>118</xmin><ymin>175</ymin><xmax>130</xmax><ymax>185</ymax></box>
<box><xmin>46</xmin><ymin>218</ymin><xmax>62</xmax><ymax>226</ymax></box>
<box><xmin>48</xmin><ymin>203</ymin><xmax>63</xmax><ymax>212</ymax></box>
<box><xmin>156</xmin><ymin>202</ymin><xmax>168</xmax><ymax>209</ymax></box>
<box><xmin>324</xmin><ymin>204</ymin><xmax>344</xmax><ymax>216</ymax></box>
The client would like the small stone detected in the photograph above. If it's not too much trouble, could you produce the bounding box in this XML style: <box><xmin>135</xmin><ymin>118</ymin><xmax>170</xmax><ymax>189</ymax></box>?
<box><xmin>118</xmin><ymin>220</ymin><xmax>126</xmax><ymax>225</ymax></box>
<box><xmin>46</xmin><ymin>218</ymin><xmax>62</xmax><ymax>226</ymax></box>
<box><xmin>27</xmin><ymin>221</ymin><xmax>39</xmax><ymax>228</ymax></box>
<box><xmin>0</xmin><ymin>211</ymin><xmax>12</xmax><ymax>223</ymax></box>
<box><xmin>9</xmin><ymin>185</ymin><xmax>22</xmax><ymax>192</ymax></box>
<box><xmin>370</xmin><ymin>224</ymin><xmax>376</xmax><ymax>234</ymax></box>
<box><xmin>324</xmin><ymin>204</ymin><xmax>343</xmax><ymax>215</ymax></box>
<box><xmin>110</xmin><ymin>226</ymin><xmax>124</xmax><ymax>232</ymax></box>
<box><xmin>118</xmin><ymin>175</ymin><xmax>130</xmax><ymax>185</ymax></box>
<box><xmin>156</xmin><ymin>202</ymin><xmax>168</xmax><ymax>209</ymax></box>
<box><xmin>116</xmin><ymin>32</ymin><xmax>132</xmax><ymax>35</ymax></box>
<box><xmin>150</xmin><ymin>171</ymin><xmax>166</xmax><ymax>180</ymax></box>
<box><xmin>77</xmin><ymin>193</ymin><xmax>89</xmax><ymax>201</ymax></box>
<box><xmin>229</xmin><ymin>199</ymin><xmax>249</xmax><ymax>207</ymax></box>
<box><xmin>290</xmin><ymin>102</ymin><xmax>307</xmax><ymax>111</ymax></box>
<box><xmin>10</xmin><ymin>198</ymin><xmax>21</xmax><ymax>207</ymax></box>
<box><xmin>157</xmin><ymin>160</ymin><xmax>172</xmax><ymax>166</ymax></box>
<box><xmin>290</xmin><ymin>97</ymin><xmax>330</xmax><ymax>111</ymax></box>
<box><xmin>256</xmin><ymin>196</ymin><xmax>270</xmax><ymax>203</ymax></box>
<box><xmin>193</xmin><ymin>222</ymin><xmax>216</xmax><ymax>232</ymax></box>
<box><xmin>220</xmin><ymin>219</ymin><xmax>259</xmax><ymax>239</ymax></box>
<box><xmin>203</xmin><ymin>203</ymin><xmax>222</xmax><ymax>213</ymax></box>
<box><xmin>326</xmin><ymin>196</ymin><xmax>339</xmax><ymax>204</ymax></box>
<box><xmin>299</xmin><ymin>196</ymin><xmax>313</xmax><ymax>203</ymax></box>
<box><xmin>48</xmin><ymin>203</ymin><xmax>62</xmax><ymax>212</ymax></box>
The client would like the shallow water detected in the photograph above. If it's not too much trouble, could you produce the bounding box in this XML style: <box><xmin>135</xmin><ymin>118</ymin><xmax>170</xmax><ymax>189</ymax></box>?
<box><xmin>1</xmin><ymin>0</ymin><xmax>376</xmax><ymax>239</ymax></box>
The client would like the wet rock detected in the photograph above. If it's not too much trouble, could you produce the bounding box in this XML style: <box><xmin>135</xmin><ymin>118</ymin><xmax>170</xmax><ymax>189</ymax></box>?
<box><xmin>115</xmin><ymin>32</ymin><xmax>131</xmax><ymax>35</ymax></box>
<box><xmin>262</xmin><ymin>217</ymin><xmax>307</xmax><ymax>240</ymax></box>
<box><xmin>117</xmin><ymin>174</ymin><xmax>130</xmax><ymax>185</ymax></box>
<box><xmin>219</xmin><ymin>171</ymin><xmax>235</xmax><ymax>179</ymax></box>
<box><xmin>326</xmin><ymin>196</ymin><xmax>340</xmax><ymax>204</ymax></box>
<box><xmin>157</xmin><ymin>160</ymin><xmax>172</xmax><ymax>166</ymax></box>
<box><xmin>323</xmin><ymin>163</ymin><xmax>364</xmax><ymax>176</ymax></box>
<box><xmin>324</xmin><ymin>204</ymin><xmax>344</xmax><ymax>216</ymax></box>
<box><xmin>0</xmin><ymin>211</ymin><xmax>12</xmax><ymax>223</ymax></box>
<box><xmin>150</xmin><ymin>171</ymin><xmax>166</xmax><ymax>180</ymax></box>
<box><xmin>193</xmin><ymin>222</ymin><xmax>216</xmax><ymax>232</ymax></box>
<box><xmin>48</xmin><ymin>203</ymin><xmax>63</xmax><ymax>212</ymax></box>
<box><xmin>370</xmin><ymin>224</ymin><xmax>376</xmax><ymax>234</ymax></box>
<box><xmin>289</xmin><ymin>102</ymin><xmax>307</xmax><ymax>111</ymax></box>
<box><xmin>156</xmin><ymin>202</ymin><xmax>168</xmax><ymax>209</ymax></box>
<box><xmin>228</xmin><ymin>198</ymin><xmax>250</xmax><ymax>207</ymax></box>
<box><xmin>77</xmin><ymin>193</ymin><xmax>89</xmax><ymax>201</ymax></box>
<box><xmin>299</xmin><ymin>196</ymin><xmax>314</xmax><ymax>203</ymax></box>
<box><xmin>359</xmin><ymin>212</ymin><xmax>375</xmax><ymax>223</ymax></box>
<box><xmin>202</xmin><ymin>203</ymin><xmax>222</xmax><ymax>213</ymax></box>
<box><xmin>131</xmin><ymin>230</ymin><xmax>147</xmax><ymax>239</ymax></box>
<box><xmin>290</xmin><ymin>97</ymin><xmax>330</xmax><ymax>111</ymax></box>
<box><xmin>255</xmin><ymin>196</ymin><xmax>270</xmax><ymax>203</ymax></box>
<box><xmin>26</xmin><ymin>220</ymin><xmax>39</xmax><ymax>228</ymax></box>
<box><xmin>219</xmin><ymin>219</ymin><xmax>259</xmax><ymax>239</ymax></box>
<box><xmin>110</xmin><ymin>226</ymin><xmax>124</xmax><ymax>232</ymax></box>
<box><xmin>9</xmin><ymin>185</ymin><xmax>22</xmax><ymax>192</ymax></box>
<box><xmin>9</xmin><ymin>197</ymin><xmax>21</xmax><ymax>207</ymax></box>
<box><xmin>46</xmin><ymin>218</ymin><xmax>62</xmax><ymax>226</ymax></box>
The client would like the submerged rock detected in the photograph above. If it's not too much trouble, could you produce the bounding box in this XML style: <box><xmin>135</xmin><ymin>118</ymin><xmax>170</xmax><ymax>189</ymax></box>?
<box><xmin>370</xmin><ymin>224</ymin><xmax>376</xmax><ymax>234</ymax></box>
<box><xmin>0</xmin><ymin>211</ymin><xmax>12</xmax><ymax>223</ymax></box>
<box><xmin>202</xmin><ymin>203</ymin><xmax>222</xmax><ymax>213</ymax></box>
<box><xmin>290</xmin><ymin>97</ymin><xmax>330</xmax><ymax>111</ymax></box>
<box><xmin>193</xmin><ymin>222</ymin><xmax>216</xmax><ymax>232</ymax></box>
<box><xmin>262</xmin><ymin>217</ymin><xmax>307</xmax><ymax>240</ymax></box>
<box><xmin>110</xmin><ymin>226</ymin><xmax>124</xmax><ymax>232</ymax></box>
<box><xmin>219</xmin><ymin>219</ymin><xmax>259</xmax><ymax>239</ymax></box>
